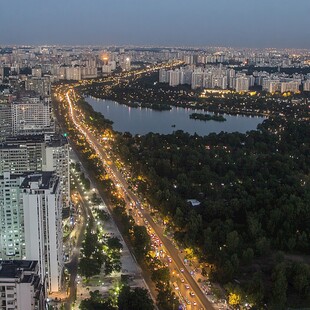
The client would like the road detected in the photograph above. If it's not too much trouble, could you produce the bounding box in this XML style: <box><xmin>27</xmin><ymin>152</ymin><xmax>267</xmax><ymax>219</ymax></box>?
<box><xmin>64</xmin><ymin>84</ymin><xmax>215</xmax><ymax>309</ymax></box>
<box><xmin>64</xmin><ymin>172</ymin><xmax>90</xmax><ymax>309</ymax></box>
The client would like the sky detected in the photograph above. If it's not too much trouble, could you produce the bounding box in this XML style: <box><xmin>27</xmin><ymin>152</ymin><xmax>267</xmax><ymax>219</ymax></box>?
<box><xmin>1</xmin><ymin>0</ymin><xmax>310</xmax><ymax>48</ymax></box>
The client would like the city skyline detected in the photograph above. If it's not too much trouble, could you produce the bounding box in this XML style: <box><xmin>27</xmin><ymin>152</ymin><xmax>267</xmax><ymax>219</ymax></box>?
<box><xmin>1</xmin><ymin>0</ymin><xmax>310</xmax><ymax>49</ymax></box>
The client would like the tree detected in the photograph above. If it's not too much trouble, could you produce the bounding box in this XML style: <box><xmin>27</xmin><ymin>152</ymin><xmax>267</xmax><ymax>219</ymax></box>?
<box><xmin>118</xmin><ymin>286</ymin><xmax>154</xmax><ymax>310</ymax></box>
<box><xmin>228</xmin><ymin>292</ymin><xmax>241</xmax><ymax>308</ymax></box>
<box><xmin>151</xmin><ymin>267</ymin><xmax>170</xmax><ymax>286</ymax></box>
<box><xmin>247</xmin><ymin>271</ymin><xmax>265</xmax><ymax>306</ymax></box>
<box><xmin>79</xmin><ymin>227</ymin><xmax>104</xmax><ymax>278</ymax></box>
<box><xmin>174</xmin><ymin>207</ymin><xmax>184</xmax><ymax>226</ymax></box>
<box><xmin>103</xmin><ymin>237</ymin><xmax>123</xmax><ymax>275</ymax></box>
<box><xmin>79</xmin><ymin>290</ymin><xmax>116</xmax><ymax>310</ymax></box>
<box><xmin>132</xmin><ymin>225</ymin><xmax>151</xmax><ymax>261</ymax></box>
<box><xmin>270</xmin><ymin>263</ymin><xmax>287</xmax><ymax>310</ymax></box>
<box><xmin>107</xmin><ymin>237</ymin><xmax>123</xmax><ymax>252</ymax></box>
<box><xmin>156</xmin><ymin>287</ymin><xmax>179</xmax><ymax>310</ymax></box>
<box><xmin>291</xmin><ymin>262</ymin><xmax>310</xmax><ymax>296</ymax></box>
<box><xmin>97</xmin><ymin>209</ymin><xmax>110</xmax><ymax>221</ymax></box>
<box><xmin>226</xmin><ymin>230</ymin><xmax>240</xmax><ymax>254</ymax></box>
<box><xmin>103</xmin><ymin>254</ymin><xmax>122</xmax><ymax>275</ymax></box>
<box><xmin>186</xmin><ymin>210</ymin><xmax>203</xmax><ymax>245</ymax></box>
<box><xmin>79</xmin><ymin>257</ymin><xmax>102</xmax><ymax>278</ymax></box>
<box><xmin>242</xmin><ymin>248</ymin><xmax>254</xmax><ymax>265</ymax></box>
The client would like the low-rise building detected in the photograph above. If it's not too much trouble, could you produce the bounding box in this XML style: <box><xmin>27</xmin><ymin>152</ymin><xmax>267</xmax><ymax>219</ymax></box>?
<box><xmin>0</xmin><ymin>260</ymin><xmax>45</xmax><ymax>310</ymax></box>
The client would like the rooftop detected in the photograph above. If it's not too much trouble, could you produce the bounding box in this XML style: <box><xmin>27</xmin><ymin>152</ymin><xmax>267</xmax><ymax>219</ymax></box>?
<box><xmin>0</xmin><ymin>260</ymin><xmax>38</xmax><ymax>281</ymax></box>
<box><xmin>20</xmin><ymin>171</ymin><xmax>58</xmax><ymax>191</ymax></box>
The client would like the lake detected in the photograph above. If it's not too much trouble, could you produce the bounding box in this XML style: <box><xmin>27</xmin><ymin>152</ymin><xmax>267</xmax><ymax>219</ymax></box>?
<box><xmin>87</xmin><ymin>97</ymin><xmax>266</xmax><ymax>136</ymax></box>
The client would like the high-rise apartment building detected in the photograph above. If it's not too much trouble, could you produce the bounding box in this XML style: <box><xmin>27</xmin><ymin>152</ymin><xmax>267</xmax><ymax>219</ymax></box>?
<box><xmin>159</xmin><ymin>69</ymin><xmax>168</xmax><ymax>83</ymax></box>
<box><xmin>0</xmin><ymin>172</ymin><xmax>64</xmax><ymax>293</ymax></box>
<box><xmin>191</xmin><ymin>70</ymin><xmax>204</xmax><ymax>89</ymax></box>
<box><xmin>235</xmin><ymin>76</ymin><xmax>250</xmax><ymax>92</ymax></box>
<box><xmin>280</xmin><ymin>81</ymin><xmax>300</xmax><ymax>93</ymax></box>
<box><xmin>0</xmin><ymin>173</ymin><xmax>25</xmax><ymax>260</ymax></box>
<box><xmin>25</xmin><ymin>77</ymin><xmax>51</xmax><ymax>97</ymax></box>
<box><xmin>169</xmin><ymin>69</ymin><xmax>180</xmax><ymax>87</ymax></box>
<box><xmin>0</xmin><ymin>134</ymin><xmax>70</xmax><ymax>206</ymax></box>
<box><xmin>263</xmin><ymin>79</ymin><xmax>281</xmax><ymax>93</ymax></box>
<box><xmin>119</xmin><ymin>55</ymin><xmax>131</xmax><ymax>71</ymax></box>
<box><xmin>11</xmin><ymin>97</ymin><xmax>53</xmax><ymax>135</ymax></box>
<box><xmin>42</xmin><ymin>136</ymin><xmax>70</xmax><ymax>207</ymax></box>
<box><xmin>180</xmin><ymin>69</ymin><xmax>192</xmax><ymax>85</ymax></box>
<box><xmin>58</xmin><ymin>66</ymin><xmax>81</xmax><ymax>81</ymax></box>
<box><xmin>81</xmin><ymin>66</ymin><xmax>97</xmax><ymax>79</ymax></box>
<box><xmin>21</xmin><ymin>172</ymin><xmax>63</xmax><ymax>293</ymax></box>
<box><xmin>211</xmin><ymin>75</ymin><xmax>228</xmax><ymax>89</ymax></box>
<box><xmin>303</xmin><ymin>80</ymin><xmax>310</xmax><ymax>91</ymax></box>
<box><xmin>0</xmin><ymin>101</ymin><xmax>12</xmax><ymax>140</ymax></box>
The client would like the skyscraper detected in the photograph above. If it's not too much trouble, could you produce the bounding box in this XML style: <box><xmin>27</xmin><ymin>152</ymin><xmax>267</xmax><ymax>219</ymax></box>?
<box><xmin>21</xmin><ymin>172</ymin><xmax>63</xmax><ymax>292</ymax></box>
<box><xmin>11</xmin><ymin>97</ymin><xmax>54</xmax><ymax>136</ymax></box>
<box><xmin>235</xmin><ymin>76</ymin><xmax>250</xmax><ymax>92</ymax></box>
<box><xmin>0</xmin><ymin>173</ymin><xmax>24</xmax><ymax>259</ymax></box>
<box><xmin>0</xmin><ymin>134</ymin><xmax>70</xmax><ymax>206</ymax></box>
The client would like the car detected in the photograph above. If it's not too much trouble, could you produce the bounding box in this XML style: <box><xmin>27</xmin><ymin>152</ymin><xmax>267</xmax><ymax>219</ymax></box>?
<box><xmin>173</xmin><ymin>282</ymin><xmax>179</xmax><ymax>290</ymax></box>
<box><xmin>180</xmin><ymin>268</ymin><xmax>184</xmax><ymax>273</ymax></box>
<box><xmin>190</xmin><ymin>291</ymin><xmax>195</xmax><ymax>297</ymax></box>
<box><xmin>193</xmin><ymin>301</ymin><xmax>197</xmax><ymax>306</ymax></box>
<box><xmin>184</xmin><ymin>284</ymin><xmax>190</xmax><ymax>289</ymax></box>
<box><xmin>180</xmin><ymin>278</ymin><xmax>185</xmax><ymax>283</ymax></box>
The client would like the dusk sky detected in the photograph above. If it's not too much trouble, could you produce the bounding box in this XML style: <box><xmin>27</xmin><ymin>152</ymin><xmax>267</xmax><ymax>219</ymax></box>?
<box><xmin>1</xmin><ymin>0</ymin><xmax>309</xmax><ymax>48</ymax></box>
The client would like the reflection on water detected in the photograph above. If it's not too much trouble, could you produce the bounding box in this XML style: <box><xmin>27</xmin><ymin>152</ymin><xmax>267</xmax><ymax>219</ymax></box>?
<box><xmin>87</xmin><ymin>97</ymin><xmax>266</xmax><ymax>136</ymax></box>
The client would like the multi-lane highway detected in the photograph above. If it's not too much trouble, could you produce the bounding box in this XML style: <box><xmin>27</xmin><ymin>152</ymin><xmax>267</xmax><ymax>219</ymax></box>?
<box><xmin>62</xmin><ymin>83</ymin><xmax>216</xmax><ymax>309</ymax></box>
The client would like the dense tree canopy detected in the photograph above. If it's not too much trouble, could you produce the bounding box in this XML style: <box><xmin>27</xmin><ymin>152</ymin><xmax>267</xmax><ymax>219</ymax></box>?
<box><xmin>114</xmin><ymin>117</ymin><xmax>310</xmax><ymax>306</ymax></box>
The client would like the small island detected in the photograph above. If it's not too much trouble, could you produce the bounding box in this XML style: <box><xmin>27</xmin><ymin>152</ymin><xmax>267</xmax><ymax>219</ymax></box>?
<box><xmin>189</xmin><ymin>113</ymin><xmax>226</xmax><ymax>122</ymax></box>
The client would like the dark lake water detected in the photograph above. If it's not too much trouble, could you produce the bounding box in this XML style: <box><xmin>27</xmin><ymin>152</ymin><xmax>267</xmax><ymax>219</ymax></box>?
<box><xmin>87</xmin><ymin>97</ymin><xmax>266</xmax><ymax>136</ymax></box>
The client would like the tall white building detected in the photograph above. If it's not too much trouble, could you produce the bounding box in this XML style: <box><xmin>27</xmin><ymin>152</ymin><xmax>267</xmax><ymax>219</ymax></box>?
<box><xmin>58</xmin><ymin>66</ymin><xmax>81</xmax><ymax>81</ymax></box>
<box><xmin>11</xmin><ymin>97</ymin><xmax>53</xmax><ymax>135</ymax></box>
<box><xmin>235</xmin><ymin>76</ymin><xmax>250</xmax><ymax>92</ymax></box>
<box><xmin>81</xmin><ymin>66</ymin><xmax>97</xmax><ymax>79</ymax></box>
<box><xmin>211</xmin><ymin>75</ymin><xmax>228</xmax><ymax>89</ymax></box>
<box><xmin>21</xmin><ymin>172</ymin><xmax>63</xmax><ymax>292</ymax></box>
<box><xmin>66</xmin><ymin>66</ymin><xmax>81</xmax><ymax>81</ymax></box>
<box><xmin>180</xmin><ymin>69</ymin><xmax>192</xmax><ymax>85</ymax></box>
<box><xmin>159</xmin><ymin>69</ymin><xmax>168</xmax><ymax>83</ymax></box>
<box><xmin>0</xmin><ymin>172</ymin><xmax>64</xmax><ymax>292</ymax></box>
<box><xmin>119</xmin><ymin>55</ymin><xmax>131</xmax><ymax>71</ymax></box>
<box><xmin>263</xmin><ymin>79</ymin><xmax>281</xmax><ymax>93</ymax></box>
<box><xmin>280</xmin><ymin>81</ymin><xmax>300</xmax><ymax>93</ymax></box>
<box><xmin>169</xmin><ymin>69</ymin><xmax>180</xmax><ymax>87</ymax></box>
<box><xmin>191</xmin><ymin>70</ymin><xmax>204</xmax><ymax>89</ymax></box>
<box><xmin>303</xmin><ymin>80</ymin><xmax>310</xmax><ymax>91</ymax></box>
